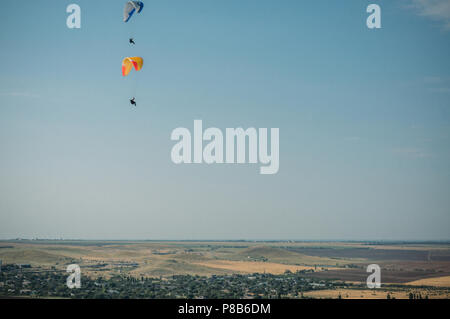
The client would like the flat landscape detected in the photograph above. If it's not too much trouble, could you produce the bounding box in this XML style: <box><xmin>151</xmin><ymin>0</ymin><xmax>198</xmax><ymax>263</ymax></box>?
<box><xmin>1</xmin><ymin>240</ymin><xmax>450</xmax><ymax>299</ymax></box>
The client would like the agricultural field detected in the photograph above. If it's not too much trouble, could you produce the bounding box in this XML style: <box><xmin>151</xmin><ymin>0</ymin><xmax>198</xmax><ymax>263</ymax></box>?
<box><xmin>1</xmin><ymin>240</ymin><xmax>449</xmax><ymax>299</ymax></box>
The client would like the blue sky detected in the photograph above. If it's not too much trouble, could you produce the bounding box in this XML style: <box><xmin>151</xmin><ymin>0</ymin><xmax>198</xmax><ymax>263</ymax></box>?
<box><xmin>0</xmin><ymin>0</ymin><xmax>449</xmax><ymax>240</ymax></box>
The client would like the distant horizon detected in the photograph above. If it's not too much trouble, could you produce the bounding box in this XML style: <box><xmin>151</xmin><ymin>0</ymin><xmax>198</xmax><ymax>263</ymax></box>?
<box><xmin>1</xmin><ymin>238</ymin><xmax>450</xmax><ymax>243</ymax></box>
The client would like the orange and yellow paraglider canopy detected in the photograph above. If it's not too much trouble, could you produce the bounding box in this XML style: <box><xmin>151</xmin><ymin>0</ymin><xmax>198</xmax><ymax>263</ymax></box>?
<box><xmin>122</xmin><ymin>57</ymin><xmax>144</xmax><ymax>76</ymax></box>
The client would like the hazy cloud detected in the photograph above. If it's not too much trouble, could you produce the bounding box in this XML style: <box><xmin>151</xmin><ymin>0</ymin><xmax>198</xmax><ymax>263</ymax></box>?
<box><xmin>428</xmin><ymin>87</ymin><xmax>450</xmax><ymax>93</ymax></box>
<box><xmin>408</xmin><ymin>0</ymin><xmax>450</xmax><ymax>30</ymax></box>
<box><xmin>344</xmin><ymin>136</ymin><xmax>363</xmax><ymax>142</ymax></box>
<box><xmin>423</xmin><ymin>76</ymin><xmax>442</xmax><ymax>83</ymax></box>
<box><xmin>394</xmin><ymin>147</ymin><xmax>433</xmax><ymax>158</ymax></box>
<box><xmin>0</xmin><ymin>92</ymin><xmax>40</xmax><ymax>99</ymax></box>
<box><xmin>423</xmin><ymin>76</ymin><xmax>450</xmax><ymax>93</ymax></box>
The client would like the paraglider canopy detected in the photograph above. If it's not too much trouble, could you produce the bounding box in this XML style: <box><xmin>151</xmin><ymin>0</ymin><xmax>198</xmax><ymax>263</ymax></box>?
<box><xmin>122</xmin><ymin>57</ymin><xmax>144</xmax><ymax>76</ymax></box>
<box><xmin>124</xmin><ymin>1</ymin><xmax>144</xmax><ymax>23</ymax></box>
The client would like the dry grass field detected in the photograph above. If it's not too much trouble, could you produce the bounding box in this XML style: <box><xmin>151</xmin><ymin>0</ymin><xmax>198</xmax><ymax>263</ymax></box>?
<box><xmin>192</xmin><ymin>260</ymin><xmax>314</xmax><ymax>274</ymax></box>
<box><xmin>303</xmin><ymin>288</ymin><xmax>450</xmax><ymax>299</ymax></box>
<box><xmin>406</xmin><ymin>276</ymin><xmax>450</xmax><ymax>287</ymax></box>
<box><xmin>1</xmin><ymin>240</ymin><xmax>450</xmax><ymax>298</ymax></box>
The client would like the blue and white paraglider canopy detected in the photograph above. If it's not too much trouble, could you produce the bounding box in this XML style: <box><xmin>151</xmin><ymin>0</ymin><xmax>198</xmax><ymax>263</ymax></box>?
<box><xmin>124</xmin><ymin>1</ymin><xmax>144</xmax><ymax>23</ymax></box>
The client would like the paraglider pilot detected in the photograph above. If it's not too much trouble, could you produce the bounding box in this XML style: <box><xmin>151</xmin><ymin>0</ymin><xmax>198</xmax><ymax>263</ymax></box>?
<box><xmin>130</xmin><ymin>97</ymin><xmax>137</xmax><ymax>107</ymax></box>
<box><xmin>129</xmin><ymin>38</ymin><xmax>135</xmax><ymax>45</ymax></box>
